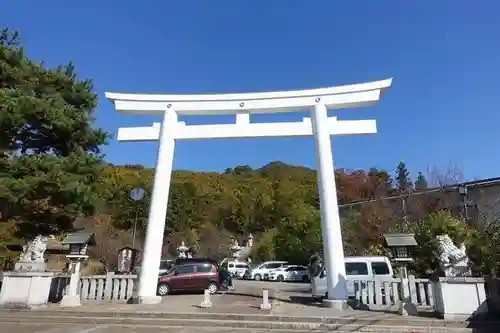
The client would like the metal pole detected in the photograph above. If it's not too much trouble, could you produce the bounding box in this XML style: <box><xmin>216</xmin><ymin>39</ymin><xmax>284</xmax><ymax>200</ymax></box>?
<box><xmin>463</xmin><ymin>194</ymin><xmax>469</xmax><ymax>220</ymax></box>
<box><xmin>132</xmin><ymin>208</ymin><xmax>139</xmax><ymax>248</ymax></box>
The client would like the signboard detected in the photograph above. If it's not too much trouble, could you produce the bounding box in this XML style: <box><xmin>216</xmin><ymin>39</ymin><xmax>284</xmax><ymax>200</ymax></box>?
<box><xmin>130</xmin><ymin>187</ymin><xmax>145</xmax><ymax>201</ymax></box>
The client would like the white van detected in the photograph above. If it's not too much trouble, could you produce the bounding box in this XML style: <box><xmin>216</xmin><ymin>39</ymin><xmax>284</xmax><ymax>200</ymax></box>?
<box><xmin>243</xmin><ymin>261</ymin><xmax>288</xmax><ymax>280</ymax></box>
<box><xmin>223</xmin><ymin>261</ymin><xmax>249</xmax><ymax>277</ymax></box>
<box><xmin>310</xmin><ymin>256</ymin><xmax>393</xmax><ymax>300</ymax></box>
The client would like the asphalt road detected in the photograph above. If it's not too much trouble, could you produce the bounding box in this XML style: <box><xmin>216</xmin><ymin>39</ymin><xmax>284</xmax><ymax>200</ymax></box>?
<box><xmin>0</xmin><ymin>323</ymin><xmax>312</xmax><ymax>333</ymax></box>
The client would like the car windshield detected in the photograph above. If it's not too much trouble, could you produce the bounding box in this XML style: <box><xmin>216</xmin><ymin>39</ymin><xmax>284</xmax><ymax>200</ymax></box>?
<box><xmin>159</xmin><ymin>261</ymin><xmax>173</xmax><ymax>270</ymax></box>
<box><xmin>163</xmin><ymin>267</ymin><xmax>176</xmax><ymax>275</ymax></box>
<box><xmin>249</xmin><ymin>262</ymin><xmax>260</xmax><ymax>269</ymax></box>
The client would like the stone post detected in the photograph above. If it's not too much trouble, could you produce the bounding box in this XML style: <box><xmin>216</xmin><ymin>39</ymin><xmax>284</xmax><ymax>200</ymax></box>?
<box><xmin>60</xmin><ymin>260</ymin><xmax>82</xmax><ymax>307</ymax></box>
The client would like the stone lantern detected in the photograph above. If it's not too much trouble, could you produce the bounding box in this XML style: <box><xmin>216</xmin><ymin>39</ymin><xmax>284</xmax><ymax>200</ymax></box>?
<box><xmin>230</xmin><ymin>238</ymin><xmax>241</xmax><ymax>259</ymax></box>
<box><xmin>383</xmin><ymin>233</ymin><xmax>418</xmax><ymax>266</ymax></box>
<box><xmin>59</xmin><ymin>232</ymin><xmax>95</xmax><ymax>307</ymax></box>
<box><xmin>177</xmin><ymin>241</ymin><xmax>189</xmax><ymax>259</ymax></box>
<box><xmin>383</xmin><ymin>233</ymin><xmax>418</xmax><ymax>316</ymax></box>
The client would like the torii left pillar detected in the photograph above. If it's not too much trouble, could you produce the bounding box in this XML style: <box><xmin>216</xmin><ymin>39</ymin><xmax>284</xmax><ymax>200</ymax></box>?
<box><xmin>135</xmin><ymin>110</ymin><xmax>177</xmax><ymax>304</ymax></box>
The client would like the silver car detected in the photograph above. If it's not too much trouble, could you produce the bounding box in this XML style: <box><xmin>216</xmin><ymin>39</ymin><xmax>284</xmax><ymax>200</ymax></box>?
<box><xmin>268</xmin><ymin>265</ymin><xmax>310</xmax><ymax>282</ymax></box>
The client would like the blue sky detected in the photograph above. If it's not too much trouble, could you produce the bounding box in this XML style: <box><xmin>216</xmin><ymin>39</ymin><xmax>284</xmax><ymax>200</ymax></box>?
<box><xmin>4</xmin><ymin>1</ymin><xmax>500</xmax><ymax>181</ymax></box>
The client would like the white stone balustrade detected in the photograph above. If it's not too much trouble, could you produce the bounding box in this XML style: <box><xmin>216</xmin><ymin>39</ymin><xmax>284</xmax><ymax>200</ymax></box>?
<box><xmin>79</xmin><ymin>273</ymin><xmax>136</xmax><ymax>301</ymax></box>
<box><xmin>50</xmin><ymin>273</ymin><xmax>137</xmax><ymax>303</ymax></box>
<box><xmin>49</xmin><ymin>273</ymin><xmax>434</xmax><ymax>307</ymax></box>
<box><xmin>349</xmin><ymin>276</ymin><xmax>435</xmax><ymax>310</ymax></box>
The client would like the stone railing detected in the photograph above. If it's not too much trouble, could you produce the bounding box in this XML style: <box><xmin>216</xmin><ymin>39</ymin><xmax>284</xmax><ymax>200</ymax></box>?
<box><xmin>80</xmin><ymin>273</ymin><xmax>136</xmax><ymax>301</ymax></box>
<box><xmin>349</xmin><ymin>276</ymin><xmax>434</xmax><ymax>309</ymax></box>
<box><xmin>49</xmin><ymin>273</ymin><xmax>137</xmax><ymax>303</ymax></box>
<box><xmin>45</xmin><ymin>273</ymin><xmax>434</xmax><ymax>306</ymax></box>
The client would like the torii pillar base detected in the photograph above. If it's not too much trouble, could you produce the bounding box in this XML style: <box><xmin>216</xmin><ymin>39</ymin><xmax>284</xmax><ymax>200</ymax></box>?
<box><xmin>323</xmin><ymin>299</ymin><xmax>351</xmax><ymax>310</ymax></box>
<box><xmin>60</xmin><ymin>295</ymin><xmax>81</xmax><ymax>307</ymax></box>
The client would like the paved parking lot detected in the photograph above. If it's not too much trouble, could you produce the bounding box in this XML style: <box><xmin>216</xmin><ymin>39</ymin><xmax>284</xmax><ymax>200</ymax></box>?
<box><xmin>232</xmin><ymin>278</ymin><xmax>312</xmax><ymax>301</ymax></box>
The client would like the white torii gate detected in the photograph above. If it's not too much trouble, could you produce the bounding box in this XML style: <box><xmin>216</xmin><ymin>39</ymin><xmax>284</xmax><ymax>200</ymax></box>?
<box><xmin>105</xmin><ymin>78</ymin><xmax>393</xmax><ymax>308</ymax></box>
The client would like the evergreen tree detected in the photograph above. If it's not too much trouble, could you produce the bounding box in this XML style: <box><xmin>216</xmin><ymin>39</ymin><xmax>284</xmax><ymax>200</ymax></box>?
<box><xmin>395</xmin><ymin>161</ymin><xmax>412</xmax><ymax>193</ymax></box>
<box><xmin>0</xmin><ymin>28</ymin><xmax>108</xmax><ymax>238</ymax></box>
<box><xmin>414</xmin><ymin>172</ymin><xmax>428</xmax><ymax>191</ymax></box>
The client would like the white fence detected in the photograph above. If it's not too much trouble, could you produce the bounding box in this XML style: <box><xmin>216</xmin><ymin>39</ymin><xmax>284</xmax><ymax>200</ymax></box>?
<box><xmin>50</xmin><ymin>273</ymin><xmax>434</xmax><ymax>308</ymax></box>
<box><xmin>349</xmin><ymin>276</ymin><xmax>434</xmax><ymax>309</ymax></box>
<box><xmin>80</xmin><ymin>273</ymin><xmax>136</xmax><ymax>301</ymax></box>
<box><xmin>51</xmin><ymin>273</ymin><xmax>137</xmax><ymax>303</ymax></box>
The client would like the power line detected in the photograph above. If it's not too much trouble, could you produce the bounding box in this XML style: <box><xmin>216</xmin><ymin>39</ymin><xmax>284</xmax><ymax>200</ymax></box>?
<box><xmin>338</xmin><ymin>188</ymin><xmax>443</xmax><ymax>209</ymax></box>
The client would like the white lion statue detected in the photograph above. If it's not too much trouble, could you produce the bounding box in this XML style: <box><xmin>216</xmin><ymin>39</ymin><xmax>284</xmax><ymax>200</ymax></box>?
<box><xmin>436</xmin><ymin>234</ymin><xmax>470</xmax><ymax>277</ymax></box>
<box><xmin>19</xmin><ymin>235</ymin><xmax>47</xmax><ymax>263</ymax></box>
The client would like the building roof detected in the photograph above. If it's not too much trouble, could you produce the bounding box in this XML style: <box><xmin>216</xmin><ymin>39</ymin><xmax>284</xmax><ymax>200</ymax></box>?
<box><xmin>382</xmin><ymin>233</ymin><xmax>418</xmax><ymax>247</ymax></box>
<box><xmin>61</xmin><ymin>232</ymin><xmax>96</xmax><ymax>245</ymax></box>
<box><xmin>117</xmin><ymin>245</ymin><xmax>140</xmax><ymax>252</ymax></box>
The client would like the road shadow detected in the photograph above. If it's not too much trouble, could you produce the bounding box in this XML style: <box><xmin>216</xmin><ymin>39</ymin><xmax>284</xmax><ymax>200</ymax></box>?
<box><xmin>288</xmin><ymin>295</ymin><xmax>324</xmax><ymax>308</ymax></box>
<box><xmin>465</xmin><ymin>310</ymin><xmax>500</xmax><ymax>333</ymax></box>
<box><xmin>467</xmin><ymin>319</ymin><xmax>500</xmax><ymax>333</ymax></box>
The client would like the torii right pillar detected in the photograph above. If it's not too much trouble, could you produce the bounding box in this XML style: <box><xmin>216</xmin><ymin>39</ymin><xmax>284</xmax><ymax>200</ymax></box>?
<box><xmin>312</xmin><ymin>103</ymin><xmax>348</xmax><ymax>309</ymax></box>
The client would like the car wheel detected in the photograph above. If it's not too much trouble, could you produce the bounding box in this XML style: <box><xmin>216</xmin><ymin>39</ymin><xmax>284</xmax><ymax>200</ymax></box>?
<box><xmin>157</xmin><ymin>283</ymin><xmax>170</xmax><ymax>296</ymax></box>
<box><xmin>207</xmin><ymin>282</ymin><xmax>218</xmax><ymax>294</ymax></box>
<box><xmin>254</xmin><ymin>274</ymin><xmax>261</xmax><ymax>281</ymax></box>
<box><xmin>277</xmin><ymin>275</ymin><xmax>284</xmax><ymax>282</ymax></box>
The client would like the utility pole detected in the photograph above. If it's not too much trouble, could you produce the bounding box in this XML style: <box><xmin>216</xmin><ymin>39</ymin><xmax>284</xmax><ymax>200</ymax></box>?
<box><xmin>130</xmin><ymin>187</ymin><xmax>146</xmax><ymax>247</ymax></box>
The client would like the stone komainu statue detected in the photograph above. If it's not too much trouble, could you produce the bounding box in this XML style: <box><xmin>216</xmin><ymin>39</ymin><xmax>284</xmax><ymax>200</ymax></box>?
<box><xmin>436</xmin><ymin>234</ymin><xmax>470</xmax><ymax>277</ymax></box>
<box><xmin>20</xmin><ymin>235</ymin><xmax>47</xmax><ymax>263</ymax></box>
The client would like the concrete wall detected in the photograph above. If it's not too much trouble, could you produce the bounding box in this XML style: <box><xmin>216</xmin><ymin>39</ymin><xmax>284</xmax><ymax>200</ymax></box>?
<box><xmin>467</xmin><ymin>184</ymin><xmax>500</xmax><ymax>225</ymax></box>
<box><xmin>339</xmin><ymin>179</ymin><xmax>500</xmax><ymax>226</ymax></box>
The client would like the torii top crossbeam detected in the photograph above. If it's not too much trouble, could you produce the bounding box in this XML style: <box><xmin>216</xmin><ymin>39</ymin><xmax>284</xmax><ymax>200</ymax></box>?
<box><xmin>105</xmin><ymin>78</ymin><xmax>392</xmax><ymax>116</ymax></box>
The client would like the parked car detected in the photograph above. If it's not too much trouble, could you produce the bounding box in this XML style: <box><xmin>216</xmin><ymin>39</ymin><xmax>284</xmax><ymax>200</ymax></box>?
<box><xmin>268</xmin><ymin>265</ymin><xmax>310</xmax><ymax>282</ymax></box>
<box><xmin>220</xmin><ymin>261</ymin><xmax>249</xmax><ymax>278</ymax></box>
<box><xmin>159</xmin><ymin>259</ymin><xmax>174</xmax><ymax>274</ymax></box>
<box><xmin>243</xmin><ymin>261</ymin><xmax>288</xmax><ymax>281</ymax></box>
<box><xmin>157</xmin><ymin>261</ymin><xmax>220</xmax><ymax>296</ymax></box>
<box><xmin>133</xmin><ymin>259</ymin><xmax>174</xmax><ymax>275</ymax></box>
<box><xmin>174</xmin><ymin>257</ymin><xmax>217</xmax><ymax>266</ymax></box>
<box><xmin>310</xmin><ymin>256</ymin><xmax>394</xmax><ymax>301</ymax></box>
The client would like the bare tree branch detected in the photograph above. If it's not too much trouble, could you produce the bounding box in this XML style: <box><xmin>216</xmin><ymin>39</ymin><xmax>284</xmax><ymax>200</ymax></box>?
<box><xmin>426</xmin><ymin>162</ymin><xmax>465</xmax><ymax>188</ymax></box>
